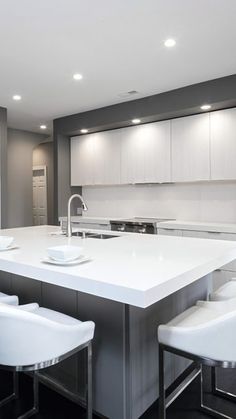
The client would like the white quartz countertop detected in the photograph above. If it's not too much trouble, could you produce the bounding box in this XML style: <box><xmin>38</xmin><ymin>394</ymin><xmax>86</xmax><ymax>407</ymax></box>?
<box><xmin>0</xmin><ymin>225</ymin><xmax>236</xmax><ymax>308</ymax></box>
<box><xmin>157</xmin><ymin>220</ymin><xmax>236</xmax><ymax>234</ymax></box>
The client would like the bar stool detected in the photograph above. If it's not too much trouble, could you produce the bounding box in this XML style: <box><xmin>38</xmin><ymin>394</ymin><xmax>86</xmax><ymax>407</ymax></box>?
<box><xmin>158</xmin><ymin>304</ymin><xmax>236</xmax><ymax>419</ymax></box>
<box><xmin>0</xmin><ymin>302</ymin><xmax>95</xmax><ymax>419</ymax></box>
<box><xmin>0</xmin><ymin>291</ymin><xmax>18</xmax><ymax>305</ymax></box>
<box><xmin>210</xmin><ymin>278</ymin><xmax>236</xmax><ymax>301</ymax></box>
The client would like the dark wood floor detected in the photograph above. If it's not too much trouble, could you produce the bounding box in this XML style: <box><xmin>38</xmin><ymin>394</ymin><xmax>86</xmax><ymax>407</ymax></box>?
<box><xmin>0</xmin><ymin>367</ymin><xmax>235</xmax><ymax>418</ymax></box>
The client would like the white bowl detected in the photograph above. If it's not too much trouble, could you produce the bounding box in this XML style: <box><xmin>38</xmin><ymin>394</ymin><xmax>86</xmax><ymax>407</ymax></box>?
<box><xmin>0</xmin><ymin>236</ymin><xmax>14</xmax><ymax>250</ymax></box>
<box><xmin>47</xmin><ymin>245</ymin><xmax>83</xmax><ymax>262</ymax></box>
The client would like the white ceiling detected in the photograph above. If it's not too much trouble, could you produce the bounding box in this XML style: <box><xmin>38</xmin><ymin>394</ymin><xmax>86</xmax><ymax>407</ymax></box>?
<box><xmin>0</xmin><ymin>0</ymin><xmax>236</xmax><ymax>134</ymax></box>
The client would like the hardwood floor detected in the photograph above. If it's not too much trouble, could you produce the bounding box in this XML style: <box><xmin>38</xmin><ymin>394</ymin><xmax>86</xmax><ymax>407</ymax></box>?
<box><xmin>0</xmin><ymin>367</ymin><xmax>235</xmax><ymax>418</ymax></box>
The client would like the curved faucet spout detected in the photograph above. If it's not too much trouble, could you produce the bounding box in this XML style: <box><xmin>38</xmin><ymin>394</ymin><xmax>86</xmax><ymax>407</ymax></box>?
<box><xmin>67</xmin><ymin>194</ymin><xmax>88</xmax><ymax>237</ymax></box>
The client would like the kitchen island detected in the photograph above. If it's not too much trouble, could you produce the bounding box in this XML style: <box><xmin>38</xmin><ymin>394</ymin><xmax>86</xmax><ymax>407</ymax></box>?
<box><xmin>0</xmin><ymin>225</ymin><xmax>236</xmax><ymax>419</ymax></box>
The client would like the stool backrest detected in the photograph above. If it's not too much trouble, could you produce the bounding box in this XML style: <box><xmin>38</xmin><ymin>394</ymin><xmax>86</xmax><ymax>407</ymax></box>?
<box><xmin>0</xmin><ymin>304</ymin><xmax>94</xmax><ymax>367</ymax></box>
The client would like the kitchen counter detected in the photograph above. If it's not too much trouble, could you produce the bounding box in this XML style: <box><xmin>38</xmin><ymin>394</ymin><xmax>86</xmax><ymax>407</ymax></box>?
<box><xmin>0</xmin><ymin>225</ymin><xmax>236</xmax><ymax>308</ymax></box>
<box><xmin>157</xmin><ymin>220</ymin><xmax>236</xmax><ymax>234</ymax></box>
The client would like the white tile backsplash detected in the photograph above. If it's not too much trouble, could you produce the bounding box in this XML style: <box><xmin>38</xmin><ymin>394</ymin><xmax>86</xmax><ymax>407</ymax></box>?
<box><xmin>82</xmin><ymin>182</ymin><xmax>236</xmax><ymax>223</ymax></box>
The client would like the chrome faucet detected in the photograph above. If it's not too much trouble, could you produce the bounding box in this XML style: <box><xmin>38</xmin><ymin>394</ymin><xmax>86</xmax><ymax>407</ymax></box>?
<box><xmin>67</xmin><ymin>194</ymin><xmax>88</xmax><ymax>237</ymax></box>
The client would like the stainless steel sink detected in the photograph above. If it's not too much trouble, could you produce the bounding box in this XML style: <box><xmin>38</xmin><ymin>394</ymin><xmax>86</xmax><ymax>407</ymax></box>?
<box><xmin>72</xmin><ymin>231</ymin><xmax>119</xmax><ymax>239</ymax></box>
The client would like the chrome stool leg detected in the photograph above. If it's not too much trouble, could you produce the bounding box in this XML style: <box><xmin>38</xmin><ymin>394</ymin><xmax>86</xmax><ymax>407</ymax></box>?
<box><xmin>211</xmin><ymin>366</ymin><xmax>236</xmax><ymax>403</ymax></box>
<box><xmin>17</xmin><ymin>373</ymin><xmax>39</xmax><ymax>419</ymax></box>
<box><xmin>200</xmin><ymin>365</ymin><xmax>233</xmax><ymax>419</ymax></box>
<box><xmin>0</xmin><ymin>371</ymin><xmax>19</xmax><ymax>407</ymax></box>
<box><xmin>87</xmin><ymin>342</ymin><xmax>93</xmax><ymax>419</ymax></box>
<box><xmin>159</xmin><ymin>345</ymin><xmax>166</xmax><ymax>419</ymax></box>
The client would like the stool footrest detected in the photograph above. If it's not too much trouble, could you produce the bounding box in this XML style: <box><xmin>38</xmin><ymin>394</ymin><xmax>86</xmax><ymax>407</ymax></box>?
<box><xmin>0</xmin><ymin>392</ymin><xmax>17</xmax><ymax>407</ymax></box>
<box><xmin>214</xmin><ymin>387</ymin><xmax>236</xmax><ymax>402</ymax></box>
<box><xmin>201</xmin><ymin>404</ymin><xmax>233</xmax><ymax>419</ymax></box>
<box><xmin>17</xmin><ymin>407</ymin><xmax>38</xmax><ymax>419</ymax></box>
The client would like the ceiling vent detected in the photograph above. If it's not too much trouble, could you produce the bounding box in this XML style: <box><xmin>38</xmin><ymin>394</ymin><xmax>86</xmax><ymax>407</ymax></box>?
<box><xmin>118</xmin><ymin>90</ymin><xmax>139</xmax><ymax>98</ymax></box>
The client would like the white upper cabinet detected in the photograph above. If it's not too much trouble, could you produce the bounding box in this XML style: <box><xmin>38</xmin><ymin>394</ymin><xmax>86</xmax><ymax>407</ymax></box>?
<box><xmin>121</xmin><ymin>121</ymin><xmax>171</xmax><ymax>184</ymax></box>
<box><xmin>92</xmin><ymin>129</ymin><xmax>121</xmax><ymax>185</ymax></box>
<box><xmin>210</xmin><ymin>108</ymin><xmax>236</xmax><ymax>180</ymax></box>
<box><xmin>71</xmin><ymin>134</ymin><xmax>94</xmax><ymax>186</ymax></box>
<box><xmin>71</xmin><ymin>108</ymin><xmax>236</xmax><ymax>186</ymax></box>
<box><xmin>171</xmin><ymin>113</ymin><xmax>210</xmax><ymax>182</ymax></box>
<box><xmin>71</xmin><ymin>130</ymin><xmax>121</xmax><ymax>186</ymax></box>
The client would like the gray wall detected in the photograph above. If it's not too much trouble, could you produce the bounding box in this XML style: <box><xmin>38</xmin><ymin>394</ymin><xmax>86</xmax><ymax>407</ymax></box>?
<box><xmin>54</xmin><ymin>133</ymin><xmax>81</xmax><ymax>222</ymax></box>
<box><xmin>54</xmin><ymin>74</ymin><xmax>236</xmax><ymax>136</ymax></box>
<box><xmin>7</xmin><ymin>129</ymin><xmax>48</xmax><ymax>228</ymax></box>
<box><xmin>33</xmin><ymin>142</ymin><xmax>54</xmax><ymax>225</ymax></box>
<box><xmin>0</xmin><ymin>107</ymin><xmax>7</xmax><ymax>228</ymax></box>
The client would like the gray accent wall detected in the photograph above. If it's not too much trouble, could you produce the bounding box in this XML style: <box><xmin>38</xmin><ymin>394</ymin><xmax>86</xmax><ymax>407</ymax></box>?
<box><xmin>53</xmin><ymin>133</ymin><xmax>81</xmax><ymax>222</ymax></box>
<box><xmin>7</xmin><ymin>129</ymin><xmax>48</xmax><ymax>228</ymax></box>
<box><xmin>54</xmin><ymin>74</ymin><xmax>236</xmax><ymax>136</ymax></box>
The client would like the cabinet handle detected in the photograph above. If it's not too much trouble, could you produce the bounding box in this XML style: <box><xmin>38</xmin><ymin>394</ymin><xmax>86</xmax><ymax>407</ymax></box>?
<box><xmin>207</xmin><ymin>231</ymin><xmax>221</xmax><ymax>234</ymax></box>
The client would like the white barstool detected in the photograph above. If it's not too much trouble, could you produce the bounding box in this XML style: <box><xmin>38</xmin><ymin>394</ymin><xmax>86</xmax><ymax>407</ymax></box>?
<box><xmin>210</xmin><ymin>279</ymin><xmax>236</xmax><ymax>301</ymax></box>
<box><xmin>0</xmin><ymin>302</ymin><xmax>95</xmax><ymax>419</ymax></box>
<box><xmin>0</xmin><ymin>291</ymin><xmax>18</xmax><ymax>305</ymax></box>
<box><xmin>197</xmin><ymin>295</ymin><xmax>236</xmax><ymax>408</ymax></box>
<box><xmin>158</xmin><ymin>304</ymin><xmax>236</xmax><ymax>419</ymax></box>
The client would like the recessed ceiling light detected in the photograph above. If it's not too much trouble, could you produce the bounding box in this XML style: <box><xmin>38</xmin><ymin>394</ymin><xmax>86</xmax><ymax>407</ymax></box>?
<box><xmin>40</xmin><ymin>125</ymin><xmax>47</xmax><ymax>130</ymax></box>
<box><xmin>12</xmin><ymin>94</ymin><xmax>21</xmax><ymax>101</ymax></box>
<box><xmin>164</xmin><ymin>39</ymin><xmax>176</xmax><ymax>48</ymax></box>
<box><xmin>73</xmin><ymin>73</ymin><xmax>83</xmax><ymax>80</ymax></box>
<box><xmin>200</xmin><ymin>104</ymin><xmax>211</xmax><ymax>111</ymax></box>
<box><xmin>80</xmin><ymin>129</ymin><xmax>88</xmax><ymax>134</ymax></box>
<box><xmin>132</xmin><ymin>119</ymin><xmax>141</xmax><ymax>124</ymax></box>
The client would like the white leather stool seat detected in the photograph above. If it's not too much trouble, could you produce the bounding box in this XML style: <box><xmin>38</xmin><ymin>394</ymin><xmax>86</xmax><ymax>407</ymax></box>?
<box><xmin>0</xmin><ymin>292</ymin><xmax>18</xmax><ymax>306</ymax></box>
<box><xmin>31</xmin><ymin>307</ymin><xmax>82</xmax><ymax>325</ymax></box>
<box><xmin>16</xmin><ymin>303</ymin><xmax>39</xmax><ymax>312</ymax></box>
<box><xmin>158</xmin><ymin>304</ymin><xmax>236</xmax><ymax>362</ymax></box>
<box><xmin>0</xmin><ymin>303</ymin><xmax>95</xmax><ymax>367</ymax></box>
<box><xmin>210</xmin><ymin>279</ymin><xmax>236</xmax><ymax>301</ymax></box>
<box><xmin>18</xmin><ymin>303</ymin><xmax>82</xmax><ymax>324</ymax></box>
<box><xmin>197</xmin><ymin>297</ymin><xmax>236</xmax><ymax>312</ymax></box>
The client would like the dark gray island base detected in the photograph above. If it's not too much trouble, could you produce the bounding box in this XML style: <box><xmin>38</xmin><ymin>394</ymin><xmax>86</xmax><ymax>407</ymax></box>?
<box><xmin>0</xmin><ymin>271</ymin><xmax>210</xmax><ymax>419</ymax></box>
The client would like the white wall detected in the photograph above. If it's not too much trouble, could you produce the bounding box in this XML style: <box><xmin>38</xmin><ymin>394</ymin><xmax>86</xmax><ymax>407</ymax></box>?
<box><xmin>82</xmin><ymin>182</ymin><xmax>236</xmax><ymax>223</ymax></box>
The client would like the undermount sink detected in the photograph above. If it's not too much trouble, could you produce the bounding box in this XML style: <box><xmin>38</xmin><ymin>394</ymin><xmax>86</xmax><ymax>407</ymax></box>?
<box><xmin>72</xmin><ymin>231</ymin><xmax>119</xmax><ymax>239</ymax></box>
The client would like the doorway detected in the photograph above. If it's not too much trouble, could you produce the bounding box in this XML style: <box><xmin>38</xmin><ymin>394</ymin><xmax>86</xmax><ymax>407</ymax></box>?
<box><xmin>32</xmin><ymin>165</ymin><xmax>48</xmax><ymax>225</ymax></box>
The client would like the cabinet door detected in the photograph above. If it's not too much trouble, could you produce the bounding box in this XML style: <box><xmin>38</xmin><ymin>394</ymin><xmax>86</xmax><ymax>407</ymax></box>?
<box><xmin>121</xmin><ymin>121</ymin><xmax>171</xmax><ymax>184</ymax></box>
<box><xmin>182</xmin><ymin>230</ymin><xmax>209</xmax><ymax>238</ymax></box>
<box><xmin>171</xmin><ymin>113</ymin><xmax>210</xmax><ymax>182</ymax></box>
<box><xmin>120</xmin><ymin>125</ymin><xmax>144</xmax><ymax>183</ymax></box>
<box><xmin>93</xmin><ymin>130</ymin><xmax>121</xmax><ymax>185</ymax></box>
<box><xmin>210</xmin><ymin>108</ymin><xmax>236</xmax><ymax>180</ymax></box>
<box><xmin>71</xmin><ymin>135</ymin><xmax>94</xmax><ymax>186</ymax></box>
<box><xmin>71</xmin><ymin>130</ymin><xmax>121</xmax><ymax>186</ymax></box>
<box><xmin>157</xmin><ymin>228</ymin><xmax>183</xmax><ymax>236</ymax></box>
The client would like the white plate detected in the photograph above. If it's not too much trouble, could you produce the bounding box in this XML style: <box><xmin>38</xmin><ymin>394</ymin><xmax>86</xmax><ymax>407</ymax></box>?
<box><xmin>0</xmin><ymin>245</ymin><xmax>19</xmax><ymax>252</ymax></box>
<box><xmin>41</xmin><ymin>255</ymin><xmax>91</xmax><ymax>266</ymax></box>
